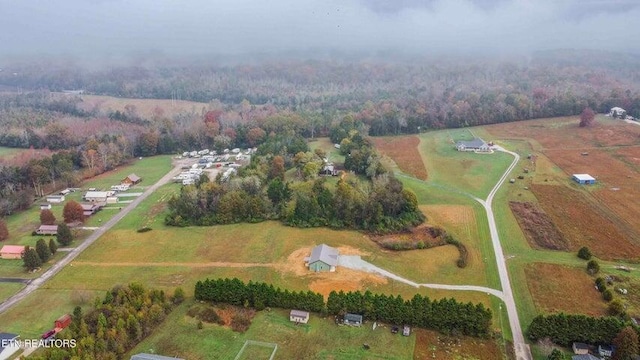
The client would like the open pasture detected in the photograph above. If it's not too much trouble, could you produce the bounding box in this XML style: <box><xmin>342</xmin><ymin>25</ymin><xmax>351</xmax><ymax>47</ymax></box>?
<box><xmin>370</xmin><ymin>135</ymin><xmax>428</xmax><ymax>180</ymax></box>
<box><xmin>524</xmin><ymin>263</ymin><xmax>607</xmax><ymax>317</ymax></box>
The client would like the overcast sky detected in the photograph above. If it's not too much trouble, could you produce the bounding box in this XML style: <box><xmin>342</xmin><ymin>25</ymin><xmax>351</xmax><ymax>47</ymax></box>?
<box><xmin>0</xmin><ymin>0</ymin><xmax>638</xmax><ymax>60</ymax></box>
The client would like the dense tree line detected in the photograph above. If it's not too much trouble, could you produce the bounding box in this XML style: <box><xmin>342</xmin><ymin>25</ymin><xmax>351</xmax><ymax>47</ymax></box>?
<box><xmin>32</xmin><ymin>283</ymin><xmax>180</xmax><ymax>360</ymax></box>
<box><xmin>528</xmin><ymin>313</ymin><xmax>636</xmax><ymax>346</ymax></box>
<box><xmin>195</xmin><ymin>278</ymin><xmax>325</xmax><ymax>313</ymax></box>
<box><xmin>327</xmin><ymin>290</ymin><xmax>492</xmax><ymax>338</ymax></box>
<box><xmin>194</xmin><ymin>278</ymin><xmax>492</xmax><ymax>338</ymax></box>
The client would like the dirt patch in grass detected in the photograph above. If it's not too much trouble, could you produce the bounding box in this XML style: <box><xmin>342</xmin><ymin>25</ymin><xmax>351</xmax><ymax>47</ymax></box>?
<box><xmin>509</xmin><ymin>201</ymin><xmax>568</xmax><ymax>251</ymax></box>
<box><xmin>371</xmin><ymin>136</ymin><xmax>428</xmax><ymax>180</ymax></box>
<box><xmin>413</xmin><ymin>328</ymin><xmax>502</xmax><ymax>360</ymax></box>
<box><xmin>524</xmin><ymin>263</ymin><xmax>607</xmax><ymax>316</ymax></box>
<box><xmin>531</xmin><ymin>184</ymin><xmax>640</xmax><ymax>260</ymax></box>
<box><xmin>281</xmin><ymin>246</ymin><xmax>386</xmax><ymax>298</ymax></box>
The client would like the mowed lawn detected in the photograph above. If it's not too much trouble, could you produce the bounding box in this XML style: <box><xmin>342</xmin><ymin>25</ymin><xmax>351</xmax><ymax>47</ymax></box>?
<box><xmin>129</xmin><ymin>303</ymin><xmax>415</xmax><ymax>360</ymax></box>
<box><xmin>308</xmin><ymin>137</ymin><xmax>345</xmax><ymax>164</ymax></box>
<box><xmin>0</xmin><ymin>282</ymin><xmax>24</xmax><ymax>303</ymax></box>
<box><xmin>417</xmin><ymin>129</ymin><xmax>513</xmax><ymax>199</ymax></box>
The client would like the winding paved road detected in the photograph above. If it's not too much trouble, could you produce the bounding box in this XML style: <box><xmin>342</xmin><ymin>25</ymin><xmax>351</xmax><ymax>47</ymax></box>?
<box><xmin>480</xmin><ymin>146</ymin><xmax>531</xmax><ymax>360</ymax></box>
<box><xmin>0</xmin><ymin>163</ymin><xmax>182</xmax><ymax>315</ymax></box>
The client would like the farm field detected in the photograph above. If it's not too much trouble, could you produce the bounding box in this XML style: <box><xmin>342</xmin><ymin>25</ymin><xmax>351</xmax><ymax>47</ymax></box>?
<box><xmin>486</xmin><ymin>116</ymin><xmax>640</xmax><ymax>254</ymax></box>
<box><xmin>370</xmin><ymin>135</ymin><xmax>428</xmax><ymax>180</ymax></box>
<box><xmin>129</xmin><ymin>303</ymin><xmax>417</xmax><ymax>360</ymax></box>
<box><xmin>524</xmin><ymin>263</ymin><xmax>607</xmax><ymax>317</ymax></box>
<box><xmin>75</xmin><ymin>94</ymin><xmax>207</xmax><ymax>119</ymax></box>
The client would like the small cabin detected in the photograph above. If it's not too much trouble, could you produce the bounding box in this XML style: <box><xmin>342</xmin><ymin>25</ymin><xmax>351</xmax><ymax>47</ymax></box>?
<box><xmin>121</xmin><ymin>173</ymin><xmax>142</xmax><ymax>185</ymax></box>
<box><xmin>36</xmin><ymin>225</ymin><xmax>58</xmax><ymax>235</ymax></box>
<box><xmin>289</xmin><ymin>310</ymin><xmax>310</xmax><ymax>324</ymax></box>
<box><xmin>344</xmin><ymin>313</ymin><xmax>363</xmax><ymax>326</ymax></box>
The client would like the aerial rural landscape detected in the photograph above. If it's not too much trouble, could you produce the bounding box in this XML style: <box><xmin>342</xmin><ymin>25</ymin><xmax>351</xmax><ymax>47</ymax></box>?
<box><xmin>1</xmin><ymin>1</ymin><xmax>640</xmax><ymax>360</ymax></box>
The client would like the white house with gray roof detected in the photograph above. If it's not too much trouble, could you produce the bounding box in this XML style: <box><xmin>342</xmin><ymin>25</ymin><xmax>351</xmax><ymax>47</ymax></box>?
<box><xmin>455</xmin><ymin>138</ymin><xmax>491</xmax><ymax>152</ymax></box>
<box><xmin>307</xmin><ymin>244</ymin><xmax>339</xmax><ymax>272</ymax></box>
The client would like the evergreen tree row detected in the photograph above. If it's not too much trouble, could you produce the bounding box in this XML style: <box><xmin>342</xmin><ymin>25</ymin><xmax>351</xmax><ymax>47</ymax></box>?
<box><xmin>528</xmin><ymin>313</ymin><xmax>632</xmax><ymax>346</ymax></box>
<box><xmin>195</xmin><ymin>278</ymin><xmax>325</xmax><ymax>313</ymax></box>
<box><xmin>327</xmin><ymin>290</ymin><xmax>492</xmax><ymax>338</ymax></box>
<box><xmin>194</xmin><ymin>278</ymin><xmax>492</xmax><ymax>338</ymax></box>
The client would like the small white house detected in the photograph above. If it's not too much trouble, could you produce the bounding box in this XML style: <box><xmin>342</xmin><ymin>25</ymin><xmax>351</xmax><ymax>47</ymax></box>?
<box><xmin>84</xmin><ymin>191</ymin><xmax>111</xmax><ymax>203</ymax></box>
<box><xmin>39</xmin><ymin>203</ymin><xmax>52</xmax><ymax>210</ymax></box>
<box><xmin>289</xmin><ymin>310</ymin><xmax>310</xmax><ymax>324</ymax></box>
<box><xmin>609</xmin><ymin>107</ymin><xmax>627</xmax><ymax>119</ymax></box>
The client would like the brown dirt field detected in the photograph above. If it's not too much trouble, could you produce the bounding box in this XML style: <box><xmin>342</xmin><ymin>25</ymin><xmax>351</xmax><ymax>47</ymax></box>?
<box><xmin>370</xmin><ymin>225</ymin><xmax>447</xmax><ymax>249</ymax></box>
<box><xmin>413</xmin><ymin>328</ymin><xmax>503</xmax><ymax>360</ymax></box>
<box><xmin>77</xmin><ymin>94</ymin><xmax>207</xmax><ymax>119</ymax></box>
<box><xmin>509</xmin><ymin>202</ymin><xmax>568</xmax><ymax>250</ymax></box>
<box><xmin>281</xmin><ymin>246</ymin><xmax>387</xmax><ymax>298</ymax></box>
<box><xmin>371</xmin><ymin>136</ymin><xmax>428</xmax><ymax>179</ymax></box>
<box><xmin>531</xmin><ymin>184</ymin><xmax>640</xmax><ymax>260</ymax></box>
<box><xmin>524</xmin><ymin>263</ymin><xmax>607</xmax><ymax>316</ymax></box>
<box><xmin>485</xmin><ymin>116</ymin><xmax>640</xmax><ymax>150</ymax></box>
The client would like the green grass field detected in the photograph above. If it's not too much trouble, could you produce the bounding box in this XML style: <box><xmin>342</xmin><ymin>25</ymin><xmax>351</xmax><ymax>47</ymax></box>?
<box><xmin>0</xmin><ymin>282</ymin><xmax>24</xmax><ymax>303</ymax></box>
<box><xmin>417</xmin><ymin>129</ymin><xmax>513</xmax><ymax>199</ymax></box>
<box><xmin>0</xmin><ymin>146</ymin><xmax>23</xmax><ymax>159</ymax></box>
<box><xmin>308</xmin><ymin>138</ymin><xmax>345</xmax><ymax>165</ymax></box>
<box><xmin>129</xmin><ymin>302</ymin><xmax>415</xmax><ymax>360</ymax></box>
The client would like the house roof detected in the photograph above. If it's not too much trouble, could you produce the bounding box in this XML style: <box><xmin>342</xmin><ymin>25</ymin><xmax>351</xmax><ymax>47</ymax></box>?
<box><xmin>0</xmin><ymin>245</ymin><xmax>26</xmax><ymax>254</ymax></box>
<box><xmin>572</xmin><ymin>354</ymin><xmax>600</xmax><ymax>360</ymax></box>
<box><xmin>309</xmin><ymin>244</ymin><xmax>339</xmax><ymax>266</ymax></box>
<box><xmin>38</xmin><ymin>225</ymin><xmax>58</xmax><ymax>231</ymax></box>
<box><xmin>572</xmin><ymin>342</ymin><xmax>589</xmax><ymax>350</ymax></box>
<box><xmin>46</xmin><ymin>195</ymin><xmax>64</xmax><ymax>198</ymax></box>
<box><xmin>344</xmin><ymin>313</ymin><xmax>363</xmax><ymax>322</ymax></box>
<box><xmin>0</xmin><ymin>332</ymin><xmax>19</xmax><ymax>352</ymax></box>
<box><xmin>611</xmin><ymin>107</ymin><xmax>626</xmax><ymax>112</ymax></box>
<box><xmin>80</xmin><ymin>203</ymin><xmax>99</xmax><ymax>210</ymax></box>
<box><xmin>290</xmin><ymin>310</ymin><xmax>310</xmax><ymax>318</ymax></box>
<box><xmin>130</xmin><ymin>353</ymin><xmax>184</xmax><ymax>360</ymax></box>
<box><xmin>573</xmin><ymin>174</ymin><xmax>596</xmax><ymax>181</ymax></box>
<box><xmin>456</xmin><ymin>138</ymin><xmax>487</xmax><ymax>148</ymax></box>
<box><xmin>125</xmin><ymin>173</ymin><xmax>141</xmax><ymax>182</ymax></box>
<box><xmin>85</xmin><ymin>191</ymin><xmax>109</xmax><ymax>198</ymax></box>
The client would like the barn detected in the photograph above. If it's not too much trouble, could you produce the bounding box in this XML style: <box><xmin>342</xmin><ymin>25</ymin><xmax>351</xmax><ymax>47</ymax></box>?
<box><xmin>307</xmin><ymin>244</ymin><xmax>339</xmax><ymax>272</ymax></box>
<box><xmin>0</xmin><ymin>245</ymin><xmax>26</xmax><ymax>259</ymax></box>
<box><xmin>572</xmin><ymin>174</ymin><xmax>596</xmax><ymax>185</ymax></box>
<box><xmin>121</xmin><ymin>173</ymin><xmax>142</xmax><ymax>185</ymax></box>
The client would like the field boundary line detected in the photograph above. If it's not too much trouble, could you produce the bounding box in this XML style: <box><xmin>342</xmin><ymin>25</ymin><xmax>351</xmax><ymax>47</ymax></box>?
<box><xmin>233</xmin><ymin>340</ymin><xmax>278</xmax><ymax>360</ymax></box>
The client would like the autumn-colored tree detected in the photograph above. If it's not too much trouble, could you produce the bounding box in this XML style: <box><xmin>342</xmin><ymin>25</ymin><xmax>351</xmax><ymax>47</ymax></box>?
<box><xmin>579</xmin><ymin>107</ymin><xmax>595</xmax><ymax>127</ymax></box>
<box><xmin>613</xmin><ymin>326</ymin><xmax>638</xmax><ymax>360</ymax></box>
<box><xmin>40</xmin><ymin>209</ymin><xmax>56</xmax><ymax>225</ymax></box>
<box><xmin>246</xmin><ymin>127</ymin><xmax>266</xmax><ymax>147</ymax></box>
<box><xmin>268</xmin><ymin>156</ymin><xmax>285</xmax><ymax>180</ymax></box>
<box><xmin>0</xmin><ymin>219</ymin><xmax>8</xmax><ymax>241</ymax></box>
<box><xmin>63</xmin><ymin>200</ymin><xmax>85</xmax><ymax>224</ymax></box>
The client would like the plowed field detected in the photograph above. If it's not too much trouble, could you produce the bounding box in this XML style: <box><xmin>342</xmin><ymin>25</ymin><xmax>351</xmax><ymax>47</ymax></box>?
<box><xmin>371</xmin><ymin>136</ymin><xmax>428</xmax><ymax>179</ymax></box>
<box><xmin>531</xmin><ymin>184</ymin><xmax>640</xmax><ymax>260</ymax></box>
